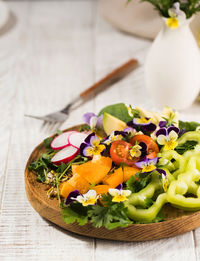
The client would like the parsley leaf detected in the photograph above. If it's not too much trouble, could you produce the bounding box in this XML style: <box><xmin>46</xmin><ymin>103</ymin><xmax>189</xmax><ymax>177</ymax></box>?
<box><xmin>61</xmin><ymin>194</ymin><xmax>132</xmax><ymax>230</ymax></box>
<box><xmin>126</xmin><ymin>173</ymin><xmax>151</xmax><ymax>193</ymax></box>
<box><xmin>62</xmin><ymin>204</ymin><xmax>88</xmax><ymax>226</ymax></box>
<box><xmin>29</xmin><ymin>158</ymin><xmax>48</xmax><ymax>183</ymax></box>
<box><xmin>88</xmin><ymin>194</ymin><xmax>132</xmax><ymax>229</ymax></box>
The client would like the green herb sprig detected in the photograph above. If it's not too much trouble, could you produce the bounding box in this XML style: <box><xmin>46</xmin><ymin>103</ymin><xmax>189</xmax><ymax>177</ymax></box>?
<box><xmin>62</xmin><ymin>194</ymin><xmax>132</xmax><ymax>229</ymax></box>
<box><xmin>127</xmin><ymin>0</ymin><xmax>200</xmax><ymax>18</ymax></box>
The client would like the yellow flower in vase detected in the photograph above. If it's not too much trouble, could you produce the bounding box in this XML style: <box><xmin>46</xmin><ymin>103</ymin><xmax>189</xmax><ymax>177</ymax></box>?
<box><xmin>166</xmin><ymin>2</ymin><xmax>186</xmax><ymax>29</ymax></box>
<box><xmin>166</xmin><ymin>17</ymin><xmax>179</xmax><ymax>29</ymax></box>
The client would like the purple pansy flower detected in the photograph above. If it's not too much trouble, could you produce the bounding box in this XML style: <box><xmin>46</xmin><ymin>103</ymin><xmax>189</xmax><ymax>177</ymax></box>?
<box><xmin>116</xmin><ymin>183</ymin><xmax>123</xmax><ymax>190</ymax></box>
<box><xmin>83</xmin><ymin>112</ymin><xmax>103</xmax><ymax>130</ymax></box>
<box><xmin>159</xmin><ymin>121</ymin><xmax>167</xmax><ymax>128</ymax></box>
<box><xmin>135</xmin><ymin>157</ymin><xmax>166</xmax><ymax>176</ymax></box>
<box><xmin>103</xmin><ymin>130</ymin><xmax>127</xmax><ymax>145</ymax></box>
<box><xmin>64</xmin><ymin>190</ymin><xmax>81</xmax><ymax>205</ymax></box>
<box><xmin>124</xmin><ymin>127</ymin><xmax>137</xmax><ymax>136</ymax></box>
<box><xmin>129</xmin><ymin>142</ymin><xmax>147</xmax><ymax>159</ymax></box>
<box><xmin>108</xmin><ymin>186</ymin><xmax>131</xmax><ymax>202</ymax></box>
<box><xmin>127</xmin><ymin>117</ymin><xmax>156</xmax><ymax>133</ymax></box>
<box><xmin>135</xmin><ymin>157</ymin><xmax>167</xmax><ymax>190</ymax></box>
<box><xmin>156</xmin><ymin>126</ymin><xmax>179</xmax><ymax>151</ymax></box>
<box><xmin>133</xmin><ymin>117</ymin><xmax>152</xmax><ymax>126</ymax></box>
<box><xmin>80</xmin><ymin>132</ymin><xmax>106</xmax><ymax>157</ymax></box>
<box><xmin>156</xmin><ymin>126</ymin><xmax>179</xmax><ymax>137</ymax></box>
<box><xmin>70</xmin><ymin>190</ymin><xmax>99</xmax><ymax>206</ymax></box>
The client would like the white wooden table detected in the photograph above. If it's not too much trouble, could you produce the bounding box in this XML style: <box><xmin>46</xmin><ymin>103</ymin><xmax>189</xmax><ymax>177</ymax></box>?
<box><xmin>1</xmin><ymin>1</ymin><xmax>200</xmax><ymax>260</ymax></box>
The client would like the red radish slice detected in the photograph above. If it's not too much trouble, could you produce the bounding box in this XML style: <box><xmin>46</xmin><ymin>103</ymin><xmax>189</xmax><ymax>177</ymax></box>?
<box><xmin>51</xmin><ymin>131</ymin><xmax>75</xmax><ymax>150</ymax></box>
<box><xmin>51</xmin><ymin>145</ymin><xmax>79</xmax><ymax>165</ymax></box>
<box><xmin>68</xmin><ymin>132</ymin><xmax>88</xmax><ymax>149</ymax></box>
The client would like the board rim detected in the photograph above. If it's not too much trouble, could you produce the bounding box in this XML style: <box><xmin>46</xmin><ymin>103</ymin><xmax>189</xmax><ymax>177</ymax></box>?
<box><xmin>24</xmin><ymin>125</ymin><xmax>200</xmax><ymax>242</ymax></box>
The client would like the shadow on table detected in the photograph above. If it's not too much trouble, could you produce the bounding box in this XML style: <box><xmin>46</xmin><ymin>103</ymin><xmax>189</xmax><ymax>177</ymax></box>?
<box><xmin>0</xmin><ymin>11</ymin><xmax>17</xmax><ymax>37</ymax></box>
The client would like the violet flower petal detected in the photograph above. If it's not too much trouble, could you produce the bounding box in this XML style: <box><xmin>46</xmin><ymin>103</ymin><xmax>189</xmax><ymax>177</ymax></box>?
<box><xmin>96</xmin><ymin>114</ymin><xmax>103</xmax><ymax>129</ymax></box>
<box><xmin>156</xmin><ymin>128</ymin><xmax>167</xmax><ymax>137</ymax></box>
<box><xmin>159</xmin><ymin>121</ymin><xmax>167</xmax><ymax>128</ymax></box>
<box><xmin>84</xmin><ymin>132</ymin><xmax>95</xmax><ymax>144</ymax></box>
<box><xmin>135</xmin><ymin>157</ymin><xmax>149</xmax><ymax>168</ymax></box>
<box><xmin>64</xmin><ymin>190</ymin><xmax>81</xmax><ymax>205</ymax></box>
<box><xmin>116</xmin><ymin>184</ymin><xmax>122</xmax><ymax>190</ymax></box>
<box><xmin>80</xmin><ymin>143</ymin><xmax>87</xmax><ymax>156</ymax></box>
<box><xmin>114</xmin><ymin>130</ymin><xmax>128</xmax><ymax>137</ymax></box>
<box><xmin>179</xmin><ymin>128</ymin><xmax>186</xmax><ymax>137</ymax></box>
<box><xmin>148</xmin><ymin>157</ymin><xmax>158</xmax><ymax>165</ymax></box>
<box><xmin>82</xmin><ymin>145</ymin><xmax>93</xmax><ymax>157</ymax></box>
<box><xmin>139</xmin><ymin>142</ymin><xmax>147</xmax><ymax>159</ymax></box>
<box><xmin>167</xmin><ymin>126</ymin><xmax>179</xmax><ymax>135</ymax></box>
<box><xmin>142</xmin><ymin>123</ymin><xmax>156</xmax><ymax>133</ymax></box>
<box><xmin>124</xmin><ymin>127</ymin><xmax>136</xmax><ymax>134</ymax></box>
<box><xmin>135</xmin><ymin>161</ymin><xmax>145</xmax><ymax>169</ymax></box>
<box><xmin>127</xmin><ymin>120</ymin><xmax>137</xmax><ymax>128</ymax></box>
<box><xmin>156</xmin><ymin>168</ymin><xmax>166</xmax><ymax>176</ymax></box>
<box><xmin>83</xmin><ymin>112</ymin><xmax>96</xmax><ymax>125</ymax></box>
<box><xmin>139</xmin><ymin>142</ymin><xmax>147</xmax><ymax>152</ymax></box>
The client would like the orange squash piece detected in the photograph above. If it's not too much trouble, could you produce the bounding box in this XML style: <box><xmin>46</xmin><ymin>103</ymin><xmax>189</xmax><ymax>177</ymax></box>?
<box><xmin>60</xmin><ymin>173</ymin><xmax>90</xmax><ymax>198</ymax></box>
<box><xmin>59</xmin><ymin>182</ymin><xmax>75</xmax><ymax>198</ymax></box>
<box><xmin>92</xmin><ymin>185</ymin><xmax>111</xmax><ymax>206</ymax></box>
<box><xmin>74</xmin><ymin>156</ymin><xmax>112</xmax><ymax>184</ymax></box>
<box><xmin>92</xmin><ymin>185</ymin><xmax>110</xmax><ymax>195</ymax></box>
<box><xmin>103</xmin><ymin>166</ymin><xmax>140</xmax><ymax>188</ymax></box>
<box><xmin>123</xmin><ymin>166</ymin><xmax>140</xmax><ymax>182</ymax></box>
<box><xmin>71</xmin><ymin>164</ymin><xmax>78</xmax><ymax>174</ymax></box>
<box><xmin>68</xmin><ymin>173</ymin><xmax>90</xmax><ymax>194</ymax></box>
<box><xmin>59</xmin><ymin>157</ymin><xmax>112</xmax><ymax>198</ymax></box>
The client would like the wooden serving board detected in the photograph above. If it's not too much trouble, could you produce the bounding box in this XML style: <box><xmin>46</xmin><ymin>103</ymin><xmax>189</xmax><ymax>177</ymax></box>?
<box><xmin>25</xmin><ymin>125</ymin><xmax>200</xmax><ymax>242</ymax></box>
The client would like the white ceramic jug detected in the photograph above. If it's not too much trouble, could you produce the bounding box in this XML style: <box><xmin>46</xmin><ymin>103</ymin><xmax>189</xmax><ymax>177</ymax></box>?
<box><xmin>145</xmin><ymin>18</ymin><xmax>200</xmax><ymax>110</ymax></box>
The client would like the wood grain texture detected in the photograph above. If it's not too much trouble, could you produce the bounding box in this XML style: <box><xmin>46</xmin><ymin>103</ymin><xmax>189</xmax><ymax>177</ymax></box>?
<box><xmin>0</xmin><ymin>0</ymin><xmax>199</xmax><ymax>260</ymax></box>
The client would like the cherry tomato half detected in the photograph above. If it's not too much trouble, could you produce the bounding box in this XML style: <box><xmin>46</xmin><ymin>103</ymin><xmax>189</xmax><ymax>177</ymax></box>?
<box><xmin>110</xmin><ymin>140</ymin><xmax>139</xmax><ymax>166</ymax></box>
<box><xmin>130</xmin><ymin>134</ymin><xmax>159</xmax><ymax>159</ymax></box>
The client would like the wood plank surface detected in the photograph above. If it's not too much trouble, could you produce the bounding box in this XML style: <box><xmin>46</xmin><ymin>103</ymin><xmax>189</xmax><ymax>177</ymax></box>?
<box><xmin>0</xmin><ymin>0</ymin><xmax>199</xmax><ymax>260</ymax></box>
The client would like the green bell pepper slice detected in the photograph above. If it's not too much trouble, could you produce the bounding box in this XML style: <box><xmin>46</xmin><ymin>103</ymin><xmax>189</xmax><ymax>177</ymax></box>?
<box><xmin>125</xmin><ymin>173</ymin><xmax>167</xmax><ymax>222</ymax></box>
<box><xmin>167</xmin><ymin>155</ymin><xmax>200</xmax><ymax>211</ymax></box>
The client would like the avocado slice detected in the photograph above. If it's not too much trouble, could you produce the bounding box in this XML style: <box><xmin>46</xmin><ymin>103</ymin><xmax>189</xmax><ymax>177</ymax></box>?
<box><xmin>103</xmin><ymin>112</ymin><xmax>127</xmax><ymax>135</ymax></box>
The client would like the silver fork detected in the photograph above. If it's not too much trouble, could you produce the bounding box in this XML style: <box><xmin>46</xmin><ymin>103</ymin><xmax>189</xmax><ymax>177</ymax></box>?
<box><xmin>25</xmin><ymin>58</ymin><xmax>139</xmax><ymax>123</ymax></box>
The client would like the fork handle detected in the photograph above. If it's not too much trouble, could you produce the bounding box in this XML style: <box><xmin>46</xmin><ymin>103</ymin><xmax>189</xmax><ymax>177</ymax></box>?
<box><xmin>79</xmin><ymin>58</ymin><xmax>139</xmax><ymax>99</ymax></box>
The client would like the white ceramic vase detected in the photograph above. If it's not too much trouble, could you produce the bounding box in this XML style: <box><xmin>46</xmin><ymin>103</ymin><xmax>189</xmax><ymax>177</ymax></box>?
<box><xmin>145</xmin><ymin>18</ymin><xmax>200</xmax><ymax>110</ymax></box>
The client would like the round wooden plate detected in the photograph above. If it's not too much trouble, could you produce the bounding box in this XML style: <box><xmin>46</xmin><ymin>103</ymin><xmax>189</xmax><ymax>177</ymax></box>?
<box><xmin>25</xmin><ymin>125</ymin><xmax>200</xmax><ymax>241</ymax></box>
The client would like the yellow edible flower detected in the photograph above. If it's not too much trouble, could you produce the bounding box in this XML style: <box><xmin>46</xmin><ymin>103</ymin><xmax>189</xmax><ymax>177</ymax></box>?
<box><xmin>157</xmin><ymin>130</ymin><xmax>178</xmax><ymax>151</ymax></box>
<box><xmin>142</xmin><ymin>164</ymin><xmax>156</xmax><ymax>173</ymax></box>
<box><xmin>73</xmin><ymin>190</ymin><xmax>99</xmax><ymax>206</ymax></box>
<box><xmin>108</xmin><ymin>188</ymin><xmax>131</xmax><ymax>203</ymax></box>
<box><xmin>129</xmin><ymin>144</ymin><xmax>142</xmax><ymax>158</ymax></box>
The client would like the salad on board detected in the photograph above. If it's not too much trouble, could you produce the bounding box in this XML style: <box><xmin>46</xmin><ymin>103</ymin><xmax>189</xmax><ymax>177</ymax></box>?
<box><xmin>29</xmin><ymin>103</ymin><xmax>200</xmax><ymax>230</ymax></box>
